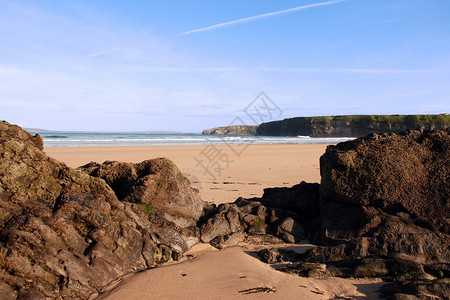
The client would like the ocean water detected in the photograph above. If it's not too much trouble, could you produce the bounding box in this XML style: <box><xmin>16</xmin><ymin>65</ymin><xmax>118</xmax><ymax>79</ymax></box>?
<box><xmin>31</xmin><ymin>132</ymin><xmax>355</xmax><ymax>147</ymax></box>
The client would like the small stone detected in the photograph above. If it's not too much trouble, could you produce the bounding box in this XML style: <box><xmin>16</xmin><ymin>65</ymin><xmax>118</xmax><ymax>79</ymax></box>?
<box><xmin>281</xmin><ymin>232</ymin><xmax>295</xmax><ymax>244</ymax></box>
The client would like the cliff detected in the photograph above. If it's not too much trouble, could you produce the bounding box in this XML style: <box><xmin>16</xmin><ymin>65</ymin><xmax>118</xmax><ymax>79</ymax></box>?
<box><xmin>201</xmin><ymin>125</ymin><xmax>257</xmax><ymax>135</ymax></box>
<box><xmin>256</xmin><ymin>114</ymin><xmax>450</xmax><ymax>137</ymax></box>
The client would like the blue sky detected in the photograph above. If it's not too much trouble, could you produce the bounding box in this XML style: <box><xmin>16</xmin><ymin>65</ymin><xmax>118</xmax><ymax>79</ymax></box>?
<box><xmin>0</xmin><ymin>0</ymin><xmax>449</xmax><ymax>132</ymax></box>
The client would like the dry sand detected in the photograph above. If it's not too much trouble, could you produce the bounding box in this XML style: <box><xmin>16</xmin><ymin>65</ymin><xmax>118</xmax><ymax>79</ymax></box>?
<box><xmin>94</xmin><ymin>243</ymin><xmax>383</xmax><ymax>300</ymax></box>
<box><xmin>47</xmin><ymin>144</ymin><xmax>385</xmax><ymax>299</ymax></box>
<box><xmin>45</xmin><ymin>144</ymin><xmax>327</xmax><ymax>204</ymax></box>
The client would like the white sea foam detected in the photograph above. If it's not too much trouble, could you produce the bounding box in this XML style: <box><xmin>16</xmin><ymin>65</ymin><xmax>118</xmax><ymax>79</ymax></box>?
<box><xmin>33</xmin><ymin>132</ymin><xmax>354</xmax><ymax>147</ymax></box>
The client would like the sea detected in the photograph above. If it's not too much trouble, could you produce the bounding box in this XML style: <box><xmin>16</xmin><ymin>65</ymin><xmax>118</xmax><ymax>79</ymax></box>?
<box><xmin>29</xmin><ymin>131</ymin><xmax>355</xmax><ymax>148</ymax></box>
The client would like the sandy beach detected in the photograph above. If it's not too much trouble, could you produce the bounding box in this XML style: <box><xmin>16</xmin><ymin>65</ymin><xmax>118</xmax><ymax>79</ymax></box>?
<box><xmin>45</xmin><ymin>144</ymin><xmax>386</xmax><ymax>299</ymax></box>
<box><xmin>46</xmin><ymin>144</ymin><xmax>328</xmax><ymax>204</ymax></box>
<box><xmin>95</xmin><ymin>243</ymin><xmax>383</xmax><ymax>300</ymax></box>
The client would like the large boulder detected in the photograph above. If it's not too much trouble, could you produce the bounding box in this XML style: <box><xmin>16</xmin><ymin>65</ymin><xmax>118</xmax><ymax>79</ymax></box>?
<box><xmin>311</xmin><ymin>130</ymin><xmax>450</xmax><ymax>268</ymax></box>
<box><xmin>79</xmin><ymin>159</ymin><xmax>205</xmax><ymax>228</ymax></box>
<box><xmin>248</xmin><ymin>129</ymin><xmax>450</xmax><ymax>300</ymax></box>
<box><xmin>0</xmin><ymin>121</ymin><xmax>200</xmax><ymax>299</ymax></box>
<box><xmin>320</xmin><ymin>129</ymin><xmax>449</xmax><ymax>236</ymax></box>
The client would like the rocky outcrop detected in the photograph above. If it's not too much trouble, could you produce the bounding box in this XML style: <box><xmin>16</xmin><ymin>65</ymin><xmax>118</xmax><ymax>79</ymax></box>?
<box><xmin>319</xmin><ymin>130</ymin><xmax>449</xmax><ymax>234</ymax></box>
<box><xmin>0</xmin><ymin>121</ymin><xmax>203</xmax><ymax>299</ymax></box>
<box><xmin>292</xmin><ymin>129</ymin><xmax>450</xmax><ymax>296</ymax></box>
<box><xmin>201</xmin><ymin>125</ymin><xmax>258</xmax><ymax>135</ymax></box>
<box><xmin>0</xmin><ymin>121</ymin><xmax>43</xmax><ymax>150</ymax></box>
<box><xmin>198</xmin><ymin>182</ymin><xmax>319</xmax><ymax>248</ymax></box>
<box><xmin>197</xmin><ymin>129</ymin><xmax>449</xmax><ymax>299</ymax></box>
<box><xmin>79</xmin><ymin>159</ymin><xmax>204</xmax><ymax>228</ymax></box>
<box><xmin>256</xmin><ymin>114</ymin><xmax>450</xmax><ymax>137</ymax></box>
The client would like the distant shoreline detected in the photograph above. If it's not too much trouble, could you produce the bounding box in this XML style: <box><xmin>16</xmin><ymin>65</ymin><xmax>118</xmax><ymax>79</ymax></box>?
<box><xmin>35</xmin><ymin>131</ymin><xmax>353</xmax><ymax>147</ymax></box>
<box><xmin>202</xmin><ymin>114</ymin><xmax>450</xmax><ymax>137</ymax></box>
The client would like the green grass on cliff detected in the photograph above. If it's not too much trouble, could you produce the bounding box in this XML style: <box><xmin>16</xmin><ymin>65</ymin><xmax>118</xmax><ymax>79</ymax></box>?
<box><xmin>297</xmin><ymin>114</ymin><xmax>450</xmax><ymax>125</ymax></box>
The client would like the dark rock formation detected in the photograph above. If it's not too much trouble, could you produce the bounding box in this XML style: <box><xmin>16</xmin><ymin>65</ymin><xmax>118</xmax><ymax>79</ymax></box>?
<box><xmin>296</xmin><ymin>130</ymin><xmax>448</xmax><ymax>273</ymax></box>
<box><xmin>0</xmin><ymin>121</ymin><xmax>203</xmax><ymax>299</ymax></box>
<box><xmin>285</xmin><ymin>129</ymin><xmax>450</xmax><ymax>299</ymax></box>
<box><xmin>315</xmin><ymin>130</ymin><xmax>450</xmax><ymax>269</ymax></box>
<box><xmin>319</xmin><ymin>129</ymin><xmax>449</xmax><ymax>235</ymax></box>
<box><xmin>256</xmin><ymin>114</ymin><xmax>450</xmax><ymax>137</ymax></box>
<box><xmin>379</xmin><ymin>279</ymin><xmax>450</xmax><ymax>300</ymax></box>
<box><xmin>258</xmin><ymin>248</ymin><xmax>302</xmax><ymax>264</ymax></box>
<box><xmin>198</xmin><ymin>182</ymin><xmax>320</xmax><ymax>248</ymax></box>
<box><xmin>201</xmin><ymin>125</ymin><xmax>258</xmax><ymax>135</ymax></box>
<box><xmin>226</xmin><ymin>129</ymin><xmax>449</xmax><ymax>299</ymax></box>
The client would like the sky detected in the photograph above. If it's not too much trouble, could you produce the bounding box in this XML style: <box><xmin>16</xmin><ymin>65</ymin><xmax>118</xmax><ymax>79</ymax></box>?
<box><xmin>0</xmin><ymin>0</ymin><xmax>449</xmax><ymax>132</ymax></box>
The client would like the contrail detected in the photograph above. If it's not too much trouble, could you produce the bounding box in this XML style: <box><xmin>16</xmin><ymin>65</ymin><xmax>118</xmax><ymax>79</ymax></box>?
<box><xmin>85</xmin><ymin>48</ymin><xmax>120</xmax><ymax>58</ymax></box>
<box><xmin>175</xmin><ymin>0</ymin><xmax>347</xmax><ymax>36</ymax></box>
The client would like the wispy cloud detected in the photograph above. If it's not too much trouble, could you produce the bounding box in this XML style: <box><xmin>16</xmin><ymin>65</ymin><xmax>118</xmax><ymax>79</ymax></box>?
<box><xmin>364</xmin><ymin>18</ymin><xmax>401</xmax><ymax>26</ymax></box>
<box><xmin>256</xmin><ymin>67</ymin><xmax>450</xmax><ymax>74</ymax></box>
<box><xmin>116</xmin><ymin>65</ymin><xmax>450</xmax><ymax>74</ymax></box>
<box><xmin>85</xmin><ymin>47</ymin><xmax>120</xmax><ymax>58</ymax></box>
<box><xmin>175</xmin><ymin>0</ymin><xmax>347</xmax><ymax>36</ymax></box>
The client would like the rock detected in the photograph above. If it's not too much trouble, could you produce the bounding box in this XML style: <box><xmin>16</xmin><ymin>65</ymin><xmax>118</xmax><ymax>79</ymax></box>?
<box><xmin>380</xmin><ymin>279</ymin><xmax>450</xmax><ymax>300</ymax></box>
<box><xmin>199</xmin><ymin>187</ymin><xmax>315</xmax><ymax>246</ymax></box>
<box><xmin>392</xmin><ymin>294</ymin><xmax>420</xmax><ymax>300</ymax></box>
<box><xmin>280</xmin><ymin>232</ymin><xmax>295</xmax><ymax>243</ymax></box>
<box><xmin>0</xmin><ymin>121</ymin><xmax>200</xmax><ymax>299</ymax></box>
<box><xmin>16</xmin><ymin>291</ymin><xmax>46</xmax><ymax>300</ymax></box>
<box><xmin>248</xmin><ymin>129</ymin><xmax>449</xmax><ymax>297</ymax></box>
<box><xmin>196</xmin><ymin>129</ymin><xmax>449</xmax><ymax>295</ymax></box>
<box><xmin>210</xmin><ymin>232</ymin><xmax>245</xmax><ymax>250</ymax></box>
<box><xmin>352</xmin><ymin>258</ymin><xmax>426</xmax><ymax>279</ymax></box>
<box><xmin>217</xmin><ymin>203</ymin><xmax>231</xmax><ymax>213</ymax></box>
<box><xmin>248</xmin><ymin>221</ymin><xmax>268</xmax><ymax>235</ymax></box>
<box><xmin>278</xmin><ymin>217</ymin><xmax>306</xmax><ymax>241</ymax></box>
<box><xmin>145</xmin><ymin>213</ymin><xmax>200</xmax><ymax>252</ymax></box>
<box><xmin>258</xmin><ymin>249</ymin><xmax>279</xmax><ymax>264</ymax></box>
<box><xmin>255</xmin><ymin>205</ymin><xmax>268</xmax><ymax>221</ymax></box>
<box><xmin>312</xmin><ymin>129</ymin><xmax>450</xmax><ymax>267</ymax></box>
<box><xmin>260</xmin><ymin>182</ymin><xmax>320</xmax><ymax>218</ymax></box>
<box><xmin>277</xmin><ymin>262</ymin><xmax>328</xmax><ymax>278</ymax></box>
<box><xmin>79</xmin><ymin>158</ymin><xmax>205</xmax><ymax>227</ymax></box>
<box><xmin>278</xmin><ymin>217</ymin><xmax>294</xmax><ymax>233</ymax></box>
<box><xmin>0</xmin><ymin>121</ymin><xmax>43</xmax><ymax>151</ymax></box>
<box><xmin>320</xmin><ymin>129</ymin><xmax>450</xmax><ymax>234</ymax></box>
<box><xmin>267</xmin><ymin>208</ymin><xmax>280</xmax><ymax>223</ymax></box>
<box><xmin>226</xmin><ymin>211</ymin><xmax>242</xmax><ymax>233</ymax></box>
<box><xmin>200</xmin><ymin>213</ymin><xmax>231</xmax><ymax>243</ymax></box>
<box><xmin>257</xmin><ymin>248</ymin><xmax>302</xmax><ymax>264</ymax></box>
<box><xmin>258</xmin><ymin>182</ymin><xmax>320</xmax><ymax>240</ymax></box>
<box><xmin>242</xmin><ymin>213</ymin><xmax>258</xmax><ymax>225</ymax></box>
<box><xmin>244</xmin><ymin>234</ymin><xmax>284</xmax><ymax>245</ymax></box>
